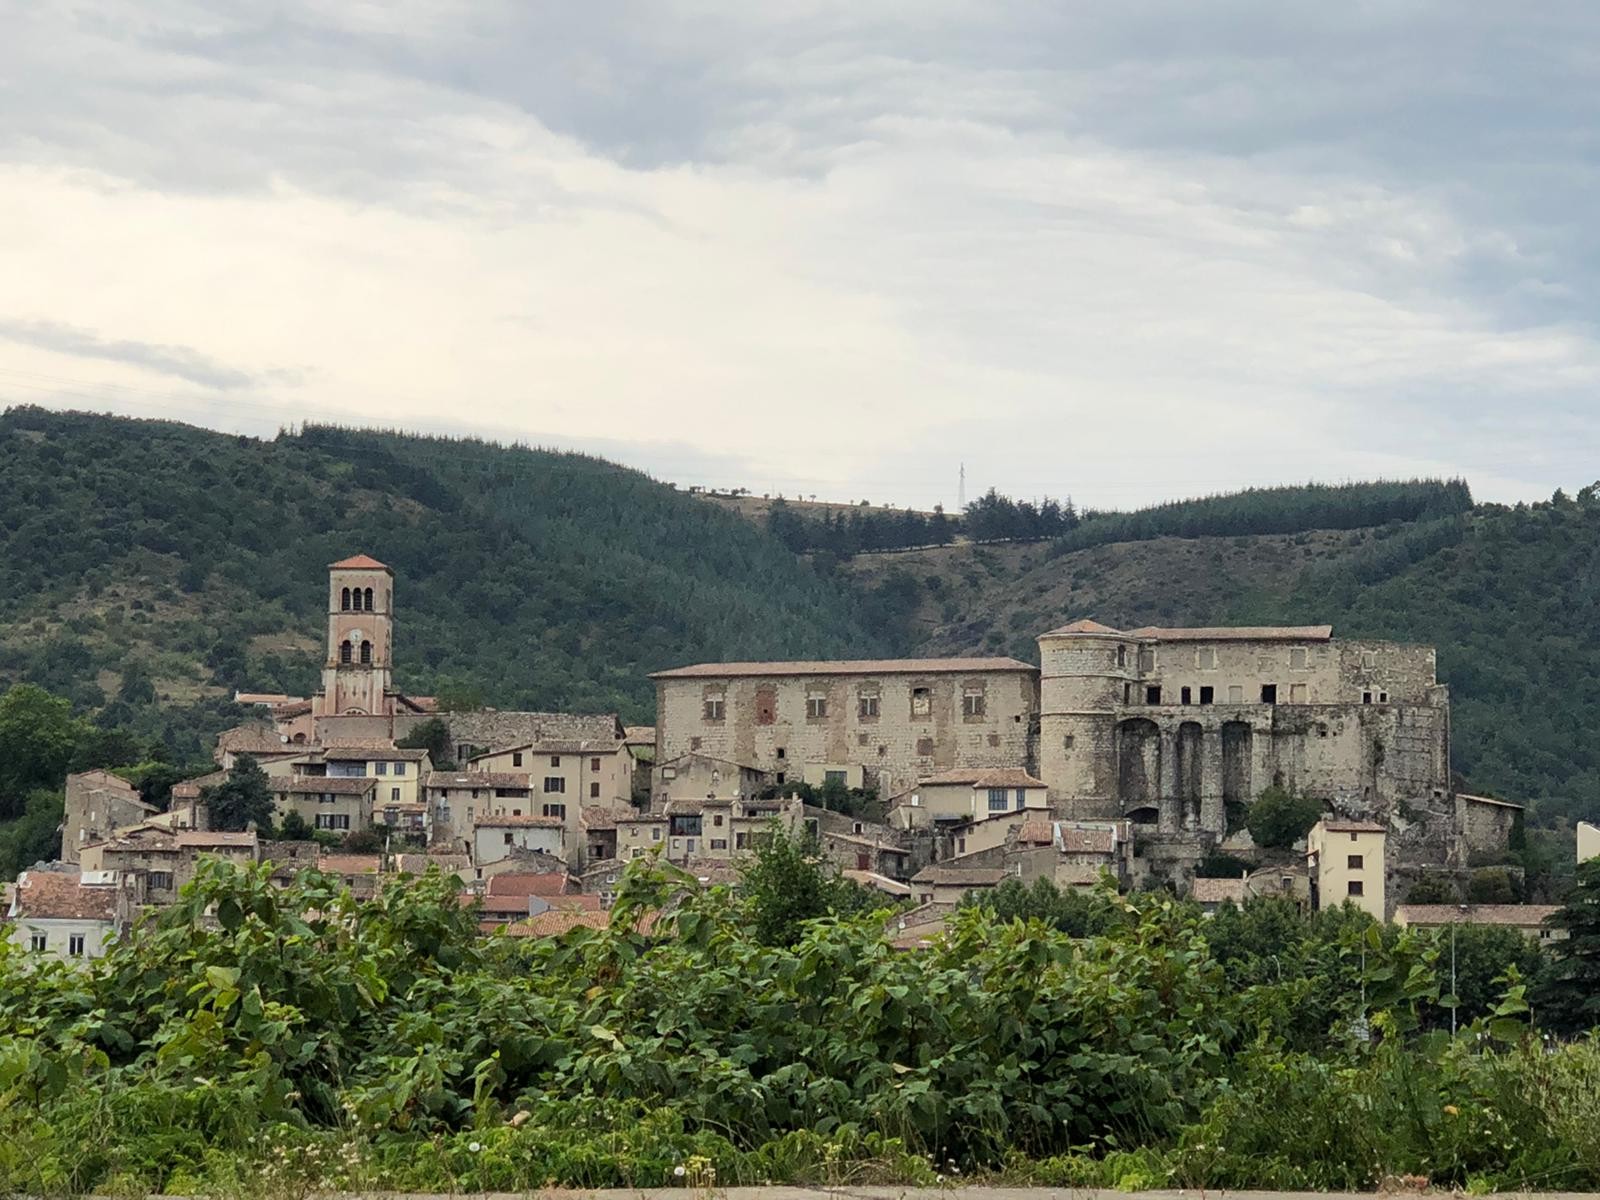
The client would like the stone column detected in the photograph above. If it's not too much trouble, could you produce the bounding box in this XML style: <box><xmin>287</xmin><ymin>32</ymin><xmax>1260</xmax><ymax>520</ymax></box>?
<box><xmin>1159</xmin><ymin>724</ymin><xmax>1182</xmax><ymax>834</ymax></box>
<box><xmin>1199</xmin><ymin>724</ymin><xmax>1225</xmax><ymax>834</ymax></box>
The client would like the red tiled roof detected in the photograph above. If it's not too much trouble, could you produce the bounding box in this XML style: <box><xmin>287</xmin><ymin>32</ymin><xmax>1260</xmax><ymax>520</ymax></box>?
<box><xmin>394</xmin><ymin>853</ymin><xmax>470</xmax><ymax>873</ymax></box>
<box><xmin>217</xmin><ymin>725</ymin><xmax>292</xmax><ymax>754</ymax></box>
<box><xmin>12</xmin><ymin>871</ymin><xmax>118</xmax><ymax>921</ymax></box>
<box><xmin>272</xmin><ymin>699</ymin><xmax>314</xmax><ymax>717</ymax></box>
<box><xmin>1041</xmin><ymin>618</ymin><xmax>1125</xmax><ymax>637</ymax></box>
<box><xmin>918</xmin><ymin>767</ymin><xmax>1048</xmax><ymax>789</ymax></box>
<box><xmin>910</xmin><ymin>865</ymin><xmax>1008</xmax><ymax>886</ymax></box>
<box><xmin>502</xmin><ymin>910</ymin><xmax>613</xmax><ymax>937</ymax></box>
<box><xmin>318</xmin><ymin>854</ymin><xmax>381</xmax><ymax>875</ymax></box>
<box><xmin>1397</xmin><ymin>904</ymin><xmax>1560</xmax><ymax>928</ymax></box>
<box><xmin>651</xmin><ymin>657</ymin><xmax>1035</xmax><ymax>679</ymax></box>
<box><xmin>486</xmin><ymin>873</ymin><xmax>576</xmax><ymax>898</ymax></box>
<box><xmin>1193</xmin><ymin>877</ymin><xmax>1248</xmax><ymax>904</ymax></box>
<box><xmin>276</xmin><ymin>776</ymin><xmax>377</xmax><ymax>796</ymax></box>
<box><xmin>1015</xmin><ymin>819</ymin><xmax>1055</xmax><ymax>845</ymax></box>
<box><xmin>473</xmin><ymin>814</ymin><xmax>563</xmax><ymax>828</ymax></box>
<box><xmin>329</xmin><ymin>554</ymin><xmax>390</xmax><ymax>571</ymax></box>
<box><xmin>426</xmin><ymin>772</ymin><xmax>533</xmax><ymax>789</ymax></box>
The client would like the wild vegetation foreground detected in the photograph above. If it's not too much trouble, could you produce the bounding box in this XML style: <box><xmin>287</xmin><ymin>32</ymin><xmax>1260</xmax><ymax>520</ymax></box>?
<box><xmin>4</xmin><ymin>852</ymin><xmax>1600</xmax><ymax>1196</ymax></box>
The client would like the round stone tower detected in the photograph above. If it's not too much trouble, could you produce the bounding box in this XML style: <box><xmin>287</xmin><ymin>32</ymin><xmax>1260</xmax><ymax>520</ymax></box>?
<box><xmin>1037</xmin><ymin>619</ymin><xmax>1137</xmax><ymax>819</ymax></box>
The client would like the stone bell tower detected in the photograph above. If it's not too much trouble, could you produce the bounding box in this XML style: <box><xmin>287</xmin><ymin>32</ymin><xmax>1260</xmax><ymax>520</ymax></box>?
<box><xmin>315</xmin><ymin>554</ymin><xmax>395</xmax><ymax>717</ymax></box>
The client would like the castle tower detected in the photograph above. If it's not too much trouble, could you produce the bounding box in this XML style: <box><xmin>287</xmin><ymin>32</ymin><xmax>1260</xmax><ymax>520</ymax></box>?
<box><xmin>1037</xmin><ymin>618</ymin><xmax>1135</xmax><ymax>819</ymax></box>
<box><xmin>315</xmin><ymin>554</ymin><xmax>395</xmax><ymax>717</ymax></box>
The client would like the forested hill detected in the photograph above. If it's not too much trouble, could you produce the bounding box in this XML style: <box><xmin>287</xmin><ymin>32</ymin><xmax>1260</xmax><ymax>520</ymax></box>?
<box><xmin>0</xmin><ymin>406</ymin><xmax>900</xmax><ymax>756</ymax></box>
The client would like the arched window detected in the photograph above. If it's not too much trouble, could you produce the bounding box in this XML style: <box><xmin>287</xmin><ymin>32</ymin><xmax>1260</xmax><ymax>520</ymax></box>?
<box><xmin>340</xmin><ymin>639</ymin><xmax>353</xmax><ymax>664</ymax></box>
<box><xmin>359</xmin><ymin>641</ymin><xmax>372</xmax><ymax>664</ymax></box>
<box><xmin>363</xmin><ymin>587</ymin><xmax>374</xmax><ymax>611</ymax></box>
<box><xmin>341</xmin><ymin>587</ymin><xmax>351</xmax><ymax>611</ymax></box>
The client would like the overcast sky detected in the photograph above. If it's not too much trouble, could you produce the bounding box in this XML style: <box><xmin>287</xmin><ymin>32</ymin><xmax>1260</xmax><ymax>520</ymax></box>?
<box><xmin>2</xmin><ymin>2</ymin><xmax>1596</xmax><ymax>509</ymax></box>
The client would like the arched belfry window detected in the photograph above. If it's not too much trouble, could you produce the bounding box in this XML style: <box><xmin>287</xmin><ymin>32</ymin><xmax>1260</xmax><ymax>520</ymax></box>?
<box><xmin>360</xmin><ymin>641</ymin><xmax>372</xmax><ymax>664</ymax></box>
<box><xmin>341</xmin><ymin>587</ymin><xmax>351</xmax><ymax>611</ymax></box>
<box><xmin>340</xmin><ymin>639</ymin><xmax>353</xmax><ymax>664</ymax></box>
<box><xmin>363</xmin><ymin>587</ymin><xmax>375</xmax><ymax>611</ymax></box>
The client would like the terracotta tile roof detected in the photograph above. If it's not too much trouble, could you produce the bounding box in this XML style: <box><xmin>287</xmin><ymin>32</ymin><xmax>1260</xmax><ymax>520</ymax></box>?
<box><xmin>581</xmin><ymin>805</ymin><xmax>640</xmax><ymax>829</ymax></box>
<box><xmin>910</xmin><ymin>865</ymin><xmax>1009</xmax><ymax>887</ymax></box>
<box><xmin>177</xmin><ymin>831</ymin><xmax>258</xmax><ymax>849</ymax></box>
<box><xmin>1397</xmin><ymin>904</ymin><xmax>1561</xmax><ymax>928</ymax></box>
<box><xmin>394</xmin><ymin>853</ymin><xmax>470</xmax><ymax>874</ymax></box>
<box><xmin>502</xmin><ymin>910</ymin><xmax>613</xmax><ymax>937</ymax></box>
<box><xmin>1015</xmin><ymin>819</ymin><xmax>1056</xmax><ymax>845</ymax></box>
<box><xmin>917</xmin><ymin>767</ymin><xmax>1048</xmax><ymax>789</ymax></box>
<box><xmin>651</xmin><ymin>657</ymin><xmax>1035</xmax><ymax>679</ymax></box>
<box><xmin>624</xmin><ymin>725</ymin><xmax>656</xmax><ymax>745</ymax></box>
<box><xmin>1457</xmin><ymin>793</ymin><xmax>1526</xmax><ymax>810</ymax></box>
<box><xmin>171</xmin><ymin>770</ymin><xmax>230</xmax><ymax>799</ymax></box>
<box><xmin>329</xmin><ymin>554</ymin><xmax>390</xmax><ymax>570</ymax></box>
<box><xmin>1320</xmin><ymin>820</ymin><xmax>1386</xmax><ymax>834</ymax></box>
<box><xmin>1192</xmin><ymin>877</ymin><xmax>1248</xmax><ymax>904</ymax></box>
<box><xmin>276</xmin><ymin>776</ymin><xmax>377</xmax><ymax>796</ymax></box>
<box><xmin>322</xmin><ymin>746</ymin><xmax>430</xmax><ymax>762</ymax></box>
<box><xmin>379</xmin><ymin>801</ymin><xmax>426</xmax><ymax>813</ymax></box>
<box><xmin>12</xmin><ymin>871</ymin><xmax>118</xmax><ymax>921</ymax></box>
<box><xmin>1125</xmin><ymin>624</ymin><xmax>1334</xmax><ymax>642</ymax></box>
<box><xmin>217</xmin><ymin>725</ymin><xmax>293</xmax><ymax>755</ymax></box>
<box><xmin>1059</xmin><ymin>827</ymin><xmax>1117</xmax><ymax>854</ymax></box>
<box><xmin>842</xmin><ymin>869</ymin><xmax>912</xmax><ymax>896</ymax></box>
<box><xmin>318</xmin><ymin>854</ymin><xmax>381</xmax><ymax>875</ymax></box>
<box><xmin>486</xmin><ymin>872</ymin><xmax>576</xmax><ymax>898</ymax></box>
<box><xmin>66</xmin><ymin>769</ymin><xmax>145</xmax><ymax>799</ymax></box>
<box><xmin>426</xmin><ymin>771</ymin><xmax>532</xmax><ymax>790</ymax></box>
<box><xmin>272</xmin><ymin>699</ymin><xmax>314</xmax><ymax>718</ymax></box>
<box><xmin>472</xmin><ymin>814</ymin><xmax>564</xmax><ymax>828</ymax></box>
<box><xmin>1041</xmin><ymin>618</ymin><xmax>1125</xmax><ymax>637</ymax></box>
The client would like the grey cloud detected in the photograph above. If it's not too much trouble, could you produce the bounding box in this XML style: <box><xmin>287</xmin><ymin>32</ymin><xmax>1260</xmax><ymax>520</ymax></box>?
<box><xmin>0</xmin><ymin>318</ymin><xmax>266</xmax><ymax>390</ymax></box>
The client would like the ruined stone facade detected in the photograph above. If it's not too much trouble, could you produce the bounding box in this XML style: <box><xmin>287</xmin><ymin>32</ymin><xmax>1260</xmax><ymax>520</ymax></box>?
<box><xmin>650</xmin><ymin>657</ymin><xmax>1038</xmax><ymax>802</ymax></box>
<box><xmin>1036</xmin><ymin>620</ymin><xmax>1451</xmax><ymax>844</ymax></box>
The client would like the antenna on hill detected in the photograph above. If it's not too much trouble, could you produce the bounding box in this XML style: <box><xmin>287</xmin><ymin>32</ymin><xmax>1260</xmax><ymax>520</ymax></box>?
<box><xmin>958</xmin><ymin>462</ymin><xmax>966</xmax><ymax>509</ymax></box>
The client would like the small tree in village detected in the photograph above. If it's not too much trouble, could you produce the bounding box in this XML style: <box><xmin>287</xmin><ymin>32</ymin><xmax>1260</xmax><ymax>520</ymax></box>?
<box><xmin>1534</xmin><ymin>858</ymin><xmax>1600</xmax><ymax>1034</ymax></box>
<box><xmin>201</xmin><ymin>753</ymin><xmax>274</xmax><ymax>832</ymax></box>
<box><xmin>1247</xmin><ymin>784</ymin><xmax>1323</xmax><ymax>849</ymax></box>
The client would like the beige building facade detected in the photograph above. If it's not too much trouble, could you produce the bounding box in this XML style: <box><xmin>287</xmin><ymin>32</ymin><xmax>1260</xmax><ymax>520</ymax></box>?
<box><xmin>469</xmin><ymin>741</ymin><xmax>632</xmax><ymax>808</ymax></box>
<box><xmin>652</xmin><ymin>657</ymin><xmax>1038</xmax><ymax>803</ymax></box>
<box><xmin>1307</xmin><ymin>819</ymin><xmax>1387</xmax><ymax>920</ymax></box>
<box><xmin>270</xmin><ymin>777</ymin><xmax>377</xmax><ymax>834</ymax></box>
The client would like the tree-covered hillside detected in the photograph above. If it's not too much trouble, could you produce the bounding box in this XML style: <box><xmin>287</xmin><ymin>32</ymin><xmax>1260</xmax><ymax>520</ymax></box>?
<box><xmin>0</xmin><ymin>407</ymin><xmax>897</xmax><ymax>756</ymax></box>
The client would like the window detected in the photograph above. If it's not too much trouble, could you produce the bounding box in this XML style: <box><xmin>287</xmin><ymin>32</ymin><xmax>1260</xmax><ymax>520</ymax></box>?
<box><xmin>962</xmin><ymin>687</ymin><xmax>986</xmax><ymax>718</ymax></box>
<box><xmin>1063</xmin><ymin>734</ymin><xmax>1076</xmax><ymax>750</ymax></box>
<box><xmin>911</xmin><ymin>686</ymin><xmax>931</xmax><ymax>718</ymax></box>
<box><xmin>1289</xmin><ymin>647</ymin><xmax>1308</xmax><ymax>670</ymax></box>
<box><xmin>359</xmin><ymin>641</ymin><xmax>372</xmax><ymax>664</ymax></box>
<box><xmin>714</xmin><ymin>813</ymin><xmax>724</xmax><ymax>826</ymax></box>
<box><xmin>710</xmin><ymin>838</ymin><xmax>728</xmax><ymax>850</ymax></box>
<box><xmin>1362</xmin><ymin>690</ymin><xmax>1373</xmax><ymax>704</ymax></box>
<box><xmin>824</xmin><ymin>769</ymin><xmax>847</xmax><ymax>786</ymax></box>
<box><xmin>1289</xmin><ymin>683</ymin><xmax>1307</xmax><ymax>703</ymax></box>
<box><xmin>1348</xmin><ymin>854</ymin><xmax>1364</xmax><ymax>870</ymax></box>
<box><xmin>504</xmin><ymin>832</ymin><xmax>515</xmax><ymax>846</ymax></box>
<box><xmin>1145</xmin><ymin>686</ymin><xmax>1162</xmax><ymax>705</ymax></box>
<box><xmin>736</xmin><ymin>833</ymin><xmax>748</xmax><ymax>849</ymax></box>
<box><xmin>1015</xmin><ymin>788</ymin><xmax>1028</xmax><ymax>808</ymax></box>
<box><xmin>916</xmin><ymin>737</ymin><xmax>934</xmax><ymax>756</ymax></box>
<box><xmin>590</xmin><ymin>782</ymin><xmax>600</xmax><ymax>798</ymax></box>
<box><xmin>651</xmin><ymin>827</ymin><xmax>661</xmax><ymax>841</ymax></box>
<box><xmin>1139</xmin><ymin>647</ymin><xmax>1156</xmax><ymax>672</ymax></box>
<box><xmin>775</xmin><ymin>747</ymin><xmax>786</xmax><ymax>760</ymax></box>
<box><xmin>591</xmin><ymin>757</ymin><xmax>601</xmax><ymax>772</ymax></box>
<box><xmin>340</xmin><ymin>640</ymin><xmax>353</xmax><ymax>664</ymax></box>
<box><xmin>29</xmin><ymin>932</ymin><xmax>46</xmax><ymax>952</ymax></box>
<box><xmin>1347</xmin><ymin>880</ymin><xmax>1365</xmax><ymax>897</ymax></box>
<box><xmin>1362</xmin><ymin>651</ymin><xmax>1377</xmax><ymax>669</ymax></box>
<box><xmin>703</xmin><ymin>697</ymin><xmax>725</xmax><ymax>721</ymax></box>
<box><xmin>852</xmin><ymin>821</ymin><xmax>864</xmax><ymax>834</ymax></box>
<box><xmin>68</xmin><ymin>934</ymin><xmax>85</xmax><ymax>957</ymax></box>
<box><xmin>363</xmin><ymin>587</ymin><xmax>374</xmax><ymax>611</ymax></box>
<box><xmin>987</xmin><ymin>787</ymin><xmax>1009</xmax><ymax>812</ymax></box>
<box><xmin>1199</xmin><ymin>686</ymin><xmax>1214</xmax><ymax>704</ymax></box>
<box><xmin>543</xmin><ymin>777</ymin><xmax>566</xmax><ymax>794</ymax></box>
<box><xmin>776</xmin><ymin>772</ymin><xmax>786</xmax><ymax>785</ymax></box>
<box><xmin>806</xmin><ymin>695</ymin><xmax>827</xmax><ymax>719</ymax></box>
<box><xmin>1197</xmin><ymin>647</ymin><xmax>1217</xmax><ymax>670</ymax></box>
<box><xmin>1228</xmin><ymin>685</ymin><xmax>1244</xmax><ymax>703</ymax></box>
<box><xmin>149</xmin><ymin>871</ymin><xmax>173</xmax><ymax>890</ymax></box>
<box><xmin>1123</xmin><ymin>683</ymin><xmax>1132</xmax><ymax>704</ymax></box>
<box><xmin>543</xmin><ymin>803</ymin><xmax>566</xmax><ymax>819</ymax></box>
<box><xmin>858</xmin><ymin>693</ymin><xmax>880</xmax><ymax>719</ymax></box>
<box><xmin>550</xmin><ymin>756</ymin><xmax>561</xmax><ymax>767</ymax></box>
<box><xmin>512</xmin><ymin>751</ymin><xmax>523</xmax><ymax>767</ymax></box>
<box><xmin>1378</xmin><ymin>690</ymin><xmax>1389</xmax><ymax>703</ymax></box>
<box><xmin>341</xmin><ymin>586</ymin><xmax>351</xmax><ymax>611</ymax></box>
<box><xmin>316</xmin><ymin>813</ymin><xmax>351</xmax><ymax>830</ymax></box>
<box><xmin>375</xmin><ymin>761</ymin><xmax>388</xmax><ymax>775</ymax></box>
<box><xmin>393</xmin><ymin>762</ymin><xmax>405</xmax><ymax>776</ymax></box>
<box><xmin>388</xmin><ymin>787</ymin><xmax>399</xmax><ymax>802</ymax></box>
<box><xmin>1260</xmin><ymin>684</ymin><xmax>1278</xmax><ymax>704</ymax></box>
<box><xmin>689</xmin><ymin>736</ymin><xmax>702</xmax><ymax>750</ymax></box>
<box><xmin>1117</xmin><ymin>644</ymin><xmax>1127</xmax><ymax>668</ymax></box>
<box><xmin>1180</xmin><ymin>686</ymin><xmax>1192</xmax><ymax>705</ymax></box>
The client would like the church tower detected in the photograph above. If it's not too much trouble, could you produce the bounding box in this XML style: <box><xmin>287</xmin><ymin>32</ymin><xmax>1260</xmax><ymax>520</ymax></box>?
<box><xmin>315</xmin><ymin>554</ymin><xmax>396</xmax><ymax>717</ymax></box>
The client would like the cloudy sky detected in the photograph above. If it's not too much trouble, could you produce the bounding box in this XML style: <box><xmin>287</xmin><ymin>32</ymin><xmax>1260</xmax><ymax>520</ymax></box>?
<box><xmin>2</xmin><ymin>2</ymin><xmax>1596</xmax><ymax>509</ymax></box>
